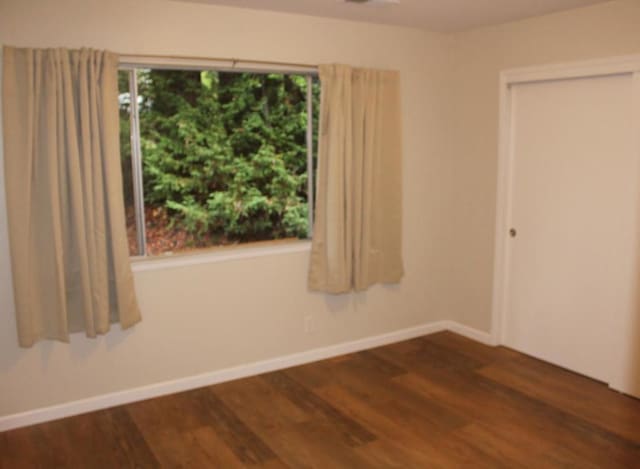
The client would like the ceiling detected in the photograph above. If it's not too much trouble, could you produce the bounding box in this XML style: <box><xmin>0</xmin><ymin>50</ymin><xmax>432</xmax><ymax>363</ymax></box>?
<box><xmin>175</xmin><ymin>0</ymin><xmax>611</xmax><ymax>32</ymax></box>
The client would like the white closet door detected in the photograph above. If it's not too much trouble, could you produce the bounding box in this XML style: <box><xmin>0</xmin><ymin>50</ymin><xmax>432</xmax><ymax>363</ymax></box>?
<box><xmin>506</xmin><ymin>73</ymin><xmax>639</xmax><ymax>391</ymax></box>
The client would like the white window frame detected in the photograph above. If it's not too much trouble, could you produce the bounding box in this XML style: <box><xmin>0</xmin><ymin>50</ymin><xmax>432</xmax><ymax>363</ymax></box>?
<box><xmin>118</xmin><ymin>57</ymin><xmax>318</xmax><ymax>270</ymax></box>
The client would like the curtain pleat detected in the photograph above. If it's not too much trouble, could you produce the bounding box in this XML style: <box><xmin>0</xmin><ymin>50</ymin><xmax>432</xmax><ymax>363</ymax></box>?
<box><xmin>2</xmin><ymin>46</ymin><xmax>141</xmax><ymax>347</ymax></box>
<box><xmin>309</xmin><ymin>64</ymin><xmax>404</xmax><ymax>294</ymax></box>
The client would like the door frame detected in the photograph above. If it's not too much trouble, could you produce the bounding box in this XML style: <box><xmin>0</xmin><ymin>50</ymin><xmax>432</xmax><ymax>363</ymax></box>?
<box><xmin>491</xmin><ymin>54</ymin><xmax>640</xmax><ymax>347</ymax></box>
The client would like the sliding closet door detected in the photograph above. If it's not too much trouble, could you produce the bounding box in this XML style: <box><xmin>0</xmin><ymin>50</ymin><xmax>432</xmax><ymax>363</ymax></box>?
<box><xmin>505</xmin><ymin>73</ymin><xmax>639</xmax><ymax>391</ymax></box>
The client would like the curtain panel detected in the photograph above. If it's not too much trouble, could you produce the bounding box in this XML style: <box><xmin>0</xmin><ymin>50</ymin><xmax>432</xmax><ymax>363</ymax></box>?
<box><xmin>2</xmin><ymin>46</ymin><xmax>141</xmax><ymax>347</ymax></box>
<box><xmin>309</xmin><ymin>64</ymin><xmax>404</xmax><ymax>294</ymax></box>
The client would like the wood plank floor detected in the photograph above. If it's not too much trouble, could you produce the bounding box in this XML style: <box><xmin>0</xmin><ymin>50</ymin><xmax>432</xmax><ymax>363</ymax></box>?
<box><xmin>3</xmin><ymin>331</ymin><xmax>640</xmax><ymax>468</ymax></box>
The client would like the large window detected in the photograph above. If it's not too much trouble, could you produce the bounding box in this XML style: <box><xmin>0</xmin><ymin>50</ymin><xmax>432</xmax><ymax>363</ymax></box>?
<box><xmin>118</xmin><ymin>66</ymin><xmax>319</xmax><ymax>257</ymax></box>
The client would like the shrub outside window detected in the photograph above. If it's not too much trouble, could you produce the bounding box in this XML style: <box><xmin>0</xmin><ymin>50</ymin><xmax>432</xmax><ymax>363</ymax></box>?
<box><xmin>118</xmin><ymin>67</ymin><xmax>319</xmax><ymax>257</ymax></box>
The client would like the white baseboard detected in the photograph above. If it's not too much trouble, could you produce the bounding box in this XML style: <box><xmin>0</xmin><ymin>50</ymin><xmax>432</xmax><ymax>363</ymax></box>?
<box><xmin>444</xmin><ymin>320</ymin><xmax>496</xmax><ymax>346</ymax></box>
<box><xmin>0</xmin><ymin>320</ymin><xmax>490</xmax><ymax>432</ymax></box>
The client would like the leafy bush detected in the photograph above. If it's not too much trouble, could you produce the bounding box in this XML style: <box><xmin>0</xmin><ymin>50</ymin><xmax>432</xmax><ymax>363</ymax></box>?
<box><xmin>120</xmin><ymin>69</ymin><xmax>319</xmax><ymax>249</ymax></box>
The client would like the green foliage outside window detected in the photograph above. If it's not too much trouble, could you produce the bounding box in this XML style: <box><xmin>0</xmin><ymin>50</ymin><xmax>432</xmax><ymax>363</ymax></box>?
<box><xmin>119</xmin><ymin>69</ymin><xmax>319</xmax><ymax>254</ymax></box>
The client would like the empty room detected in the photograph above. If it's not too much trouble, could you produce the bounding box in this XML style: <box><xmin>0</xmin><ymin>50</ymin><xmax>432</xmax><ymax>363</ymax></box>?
<box><xmin>2</xmin><ymin>0</ymin><xmax>640</xmax><ymax>466</ymax></box>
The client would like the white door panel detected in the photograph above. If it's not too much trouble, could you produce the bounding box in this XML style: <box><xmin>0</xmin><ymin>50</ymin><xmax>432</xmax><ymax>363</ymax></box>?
<box><xmin>506</xmin><ymin>74</ymin><xmax>639</xmax><ymax>387</ymax></box>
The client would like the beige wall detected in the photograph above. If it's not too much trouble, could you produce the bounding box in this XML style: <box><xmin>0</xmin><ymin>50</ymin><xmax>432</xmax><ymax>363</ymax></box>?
<box><xmin>3</xmin><ymin>0</ymin><xmax>639</xmax><ymax>419</ymax></box>
<box><xmin>448</xmin><ymin>0</ymin><xmax>640</xmax><ymax>331</ymax></box>
<box><xmin>0</xmin><ymin>0</ymin><xmax>455</xmax><ymax>416</ymax></box>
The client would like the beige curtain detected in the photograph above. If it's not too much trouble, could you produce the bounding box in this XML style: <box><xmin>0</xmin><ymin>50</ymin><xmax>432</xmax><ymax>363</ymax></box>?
<box><xmin>2</xmin><ymin>46</ymin><xmax>141</xmax><ymax>347</ymax></box>
<box><xmin>309</xmin><ymin>64</ymin><xmax>404</xmax><ymax>294</ymax></box>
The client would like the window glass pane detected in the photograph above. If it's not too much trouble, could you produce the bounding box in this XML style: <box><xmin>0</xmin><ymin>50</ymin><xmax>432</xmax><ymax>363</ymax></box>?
<box><xmin>118</xmin><ymin>70</ymin><xmax>138</xmax><ymax>256</ymax></box>
<box><xmin>132</xmin><ymin>69</ymin><xmax>318</xmax><ymax>256</ymax></box>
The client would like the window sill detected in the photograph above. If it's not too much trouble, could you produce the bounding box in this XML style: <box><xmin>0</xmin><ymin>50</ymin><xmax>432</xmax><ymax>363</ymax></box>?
<box><xmin>130</xmin><ymin>239</ymin><xmax>312</xmax><ymax>273</ymax></box>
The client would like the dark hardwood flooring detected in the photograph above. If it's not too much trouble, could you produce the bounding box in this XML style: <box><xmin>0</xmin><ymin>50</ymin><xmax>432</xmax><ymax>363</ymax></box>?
<box><xmin>3</xmin><ymin>331</ymin><xmax>640</xmax><ymax>468</ymax></box>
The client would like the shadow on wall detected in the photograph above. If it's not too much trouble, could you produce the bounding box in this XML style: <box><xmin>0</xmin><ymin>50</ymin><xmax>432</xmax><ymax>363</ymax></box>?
<box><xmin>0</xmin><ymin>306</ymin><xmax>137</xmax><ymax>376</ymax></box>
<box><xmin>626</xmin><ymin>256</ymin><xmax>640</xmax><ymax>399</ymax></box>
<box><xmin>614</xmin><ymin>230</ymin><xmax>640</xmax><ymax>400</ymax></box>
<box><xmin>630</xmin><ymin>313</ymin><xmax>640</xmax><ymax>398</ymax></box>
<box><xmin>322</xmin><ymin>282</ymin><xmax>401</xmax><ymax>315</ymax></box>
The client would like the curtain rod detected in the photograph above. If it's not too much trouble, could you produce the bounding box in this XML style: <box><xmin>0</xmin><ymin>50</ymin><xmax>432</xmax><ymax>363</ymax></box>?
<box><xmin>118</xmin><ymin>53</ymin><xmax>318</xmax><ymax>72</ymax></box>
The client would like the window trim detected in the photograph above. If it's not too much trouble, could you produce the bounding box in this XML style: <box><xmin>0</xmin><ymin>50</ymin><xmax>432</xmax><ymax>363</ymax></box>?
<box><xmin>118</xmin><ymin>55</ymin><xmax>318</xmax><ymax>76</ymax></box>
<box><xmin>305</xmin><ymin>74</ymin><xmax>315</xmax><ymax>236</ymax></box>
<box><xmin>118</xmin><ymin>58</ymin><xmax>318</xmax><ymax>262</ymax></box>
<box><xmin>131</xmin><ymin>239</ymin><xmax>312</xmax><ymax>273</ymax></box>
<box><xmin>127</xmin><ymin>68</ymin><xmax>146</xmax><ymax>256</ymax></box>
